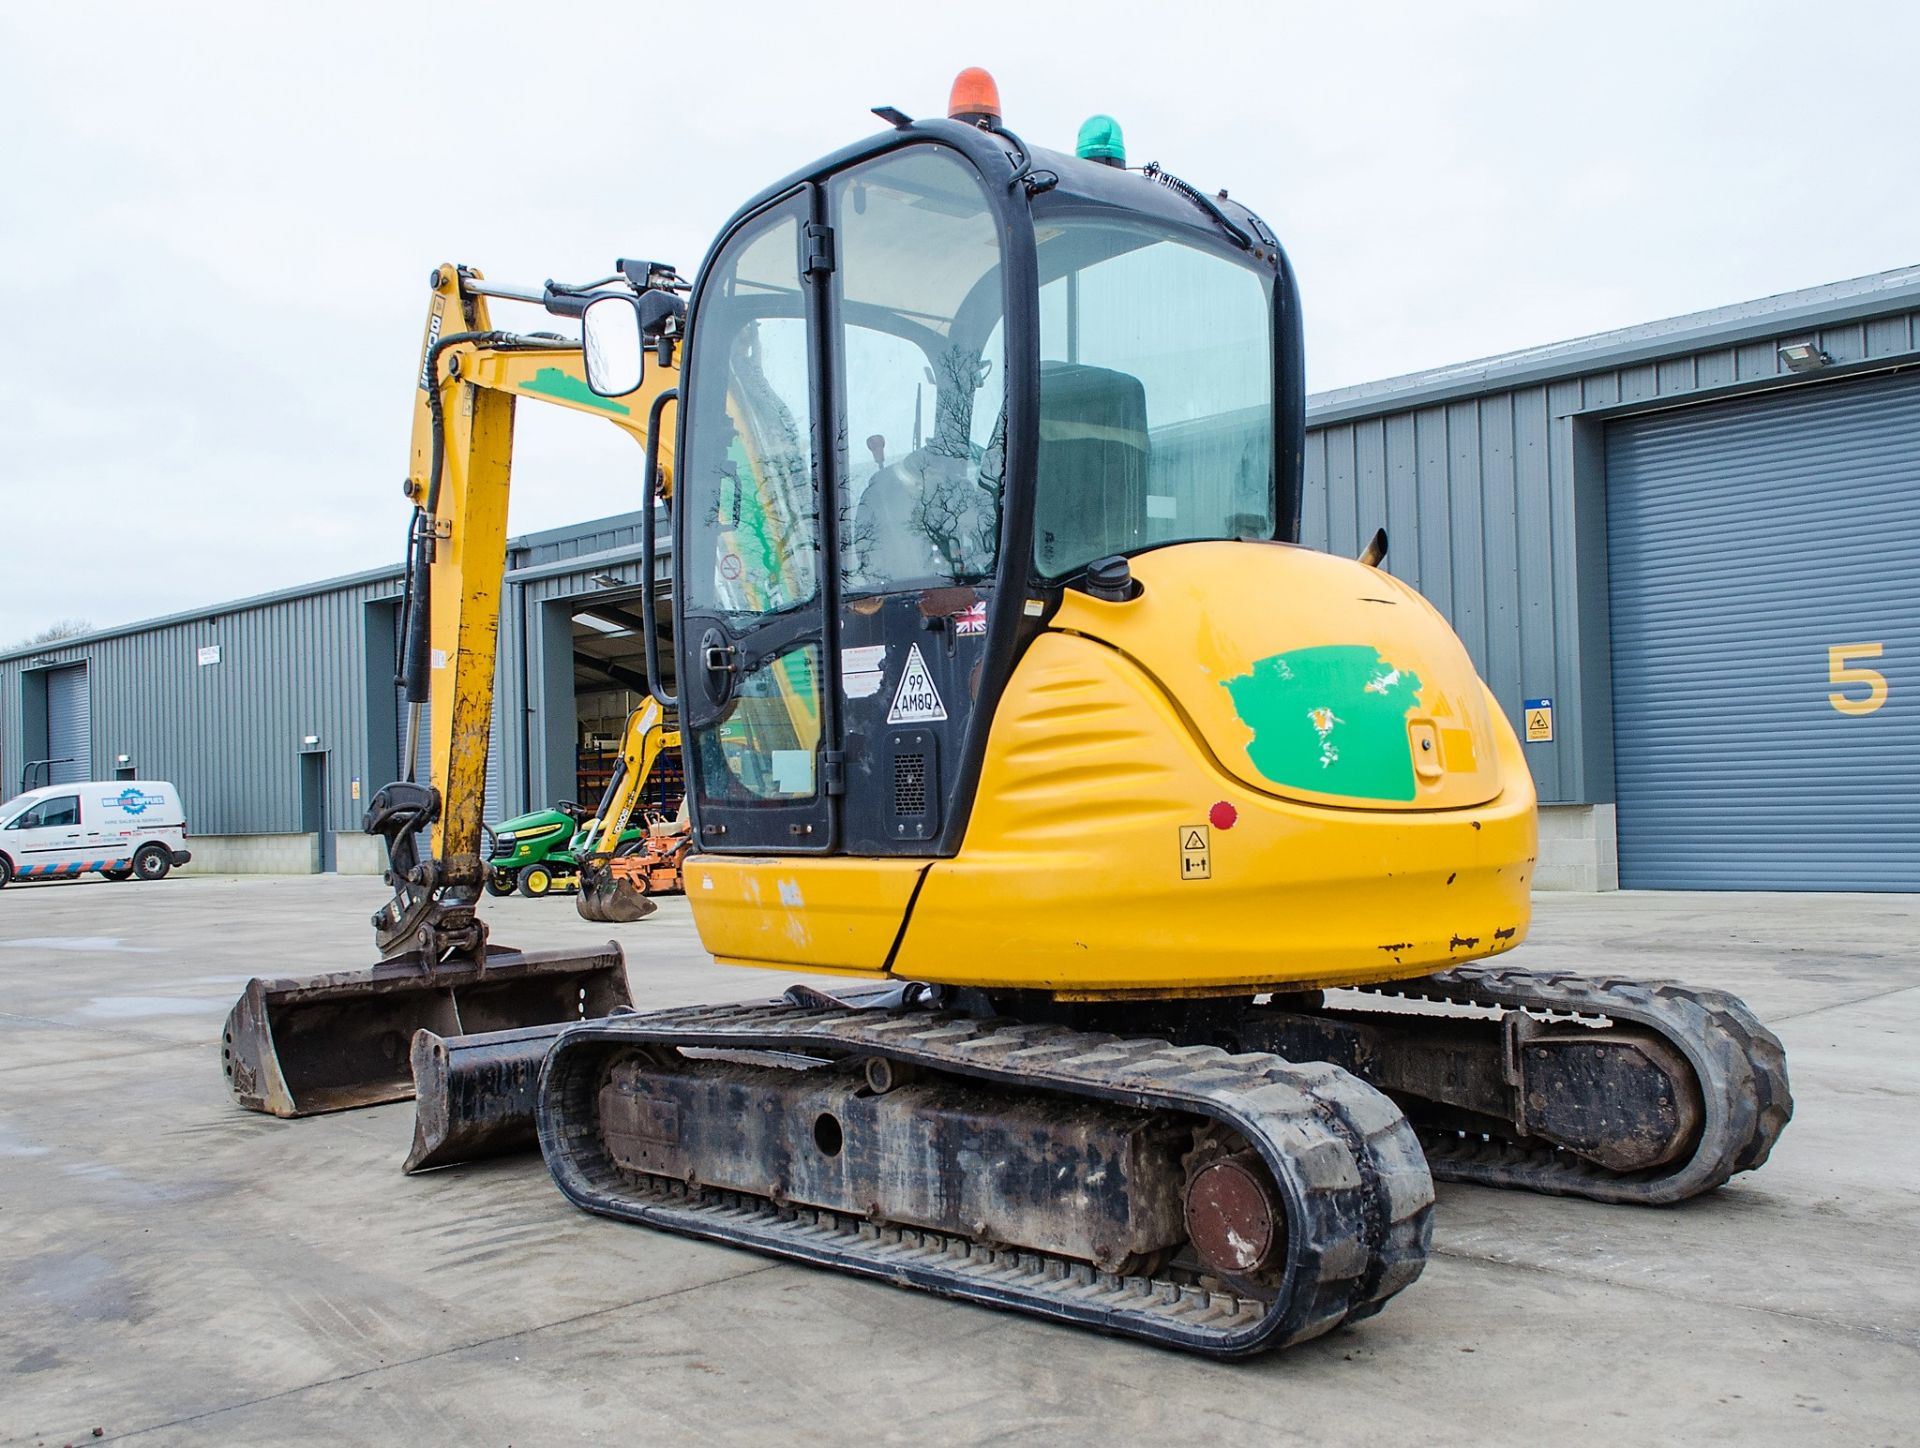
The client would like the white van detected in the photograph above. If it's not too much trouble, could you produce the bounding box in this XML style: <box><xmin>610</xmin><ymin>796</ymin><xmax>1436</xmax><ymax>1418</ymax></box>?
<box><xmin>0</xmin><ymin>780</ymin><xmax>192</xmax><ymax>886</ymax></box>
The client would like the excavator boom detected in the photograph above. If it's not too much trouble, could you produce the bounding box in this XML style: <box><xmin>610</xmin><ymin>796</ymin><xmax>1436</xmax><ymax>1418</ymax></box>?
<box><xmin>222</xmin><ymin>264</ymin><xmax>684</xmax><ymax>1117</ymax></box>
<box><xmin>573</xmin><ymin>699</ymin><xmax>684</xmax><ymax>923</ymax></box>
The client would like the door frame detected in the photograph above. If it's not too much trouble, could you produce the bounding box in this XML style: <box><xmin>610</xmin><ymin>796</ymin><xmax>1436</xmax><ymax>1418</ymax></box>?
<box><xmin>673</xmin><ymin>183</ymin><xmax>843</xmax><ymax>854</ymax></box>
<box><xmin>299</xmin><ymin>747</ymin><xmax>334</xmax><ymax>873</ymax></box>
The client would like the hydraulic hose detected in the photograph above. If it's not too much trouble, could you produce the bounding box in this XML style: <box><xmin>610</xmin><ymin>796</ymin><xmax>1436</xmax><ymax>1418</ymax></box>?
<box><xmin>402</xmin><ymin>327</ymin><xmax>585</xmax><ymax>760</ymax></box>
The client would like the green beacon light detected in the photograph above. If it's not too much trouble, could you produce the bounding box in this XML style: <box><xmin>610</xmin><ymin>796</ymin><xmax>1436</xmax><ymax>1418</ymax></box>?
<box><xmin>1076</xmin><ymin>114</ymin><xmax>1126</xmax><ymax>168</ymax></box>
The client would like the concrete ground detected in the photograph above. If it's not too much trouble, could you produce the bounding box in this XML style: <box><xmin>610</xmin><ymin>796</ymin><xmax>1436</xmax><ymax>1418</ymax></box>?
<box><xmin>1</xmin><ymin>875</ymin><xmax>1915</xmax><ymax>1447</ymax></box>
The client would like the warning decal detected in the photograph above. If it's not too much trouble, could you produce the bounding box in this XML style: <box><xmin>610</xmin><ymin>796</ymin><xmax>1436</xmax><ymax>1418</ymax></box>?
<box><xmin>887</xmin><ymin>644</ymin><xmax>947</xmax><ymax>724</ymax></box>
<box><xmin>1523</xmin><ymin>696</ymin><xmax>1554</xmax><ymax>743</ymax></box>
<box><xmin>841</xmin><ymin>643</ymin><xmax>886</xmax><ymax>699</ymax></box>
<box><xmin>1179</xmin><ymin>824</ymin><xmax>1211</xmax><ymax>881</ymax></box>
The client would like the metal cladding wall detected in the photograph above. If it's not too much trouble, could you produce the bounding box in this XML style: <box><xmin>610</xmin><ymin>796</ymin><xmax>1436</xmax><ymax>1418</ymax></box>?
<box><xmin>1606</xmin><ymin>370</ymin><xmax>1920</xmax><ymax>890</ymax></box>
<box><xmin>0</xmin><ymin>568</ymin><xmax>403</xmax><ymax>834</ymax></box>
<box><xmin>1305</xmin><ymin>271</ymin><xmax>1920</xmax><ymax>811</ymax></box>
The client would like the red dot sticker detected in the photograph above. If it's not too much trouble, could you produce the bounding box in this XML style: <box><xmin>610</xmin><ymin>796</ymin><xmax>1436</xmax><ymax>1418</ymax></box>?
<box><xmin>1209</xmin><ymin>800</ymin><xmax>1238</xmax><ymax>830</ymax></box>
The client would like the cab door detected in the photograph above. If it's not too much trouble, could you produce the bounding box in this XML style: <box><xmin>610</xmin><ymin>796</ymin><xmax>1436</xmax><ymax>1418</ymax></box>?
<box><xmin>4</xmin><ymin>793</ymin><xmax>85</xmax><ymax>878</ymax></box>
<box><xmin>676</xmin><ymin>189</ymin><xmax>836</xmax><ymax>852</ymax></box>
<box><xmin>819</xmin><ymin>145</ymin><xmax>1009</xmax><ymax>856</ymax></box>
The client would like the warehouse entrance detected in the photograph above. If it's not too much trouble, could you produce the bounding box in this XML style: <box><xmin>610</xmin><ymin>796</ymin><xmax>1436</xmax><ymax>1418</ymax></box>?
<box><xmin>565</xmin><ymin>588</ymin><xmax>682</xmax><ymax>818</ymax></box>
<box><xmin>1605</xmin><ymin>368</ymin><xmax>1919</xmax><ymax>890</ymax></box>
<box><xmin>17</xmin><ymin>661</ymin><xmax>90</xmax><ymax>790</ymax></box>
<box><xmin>299</xmin><ymin>749</ymin><xmax>334</xmax><ymax>872</ymax></box>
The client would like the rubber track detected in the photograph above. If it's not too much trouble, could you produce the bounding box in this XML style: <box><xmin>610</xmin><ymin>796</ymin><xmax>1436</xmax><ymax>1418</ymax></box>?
<box><xmin>1358</xmin><ymin>964</ymin><xmax>1793</xmax><ymax>1205</ymax></box>
<box><xmin>537</xmin><ymin>1002</ymin><xmax>1434</xmax><ymax>1357</ymax></box>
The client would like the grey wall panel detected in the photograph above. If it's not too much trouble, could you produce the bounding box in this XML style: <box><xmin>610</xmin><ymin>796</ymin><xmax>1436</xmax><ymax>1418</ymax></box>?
<box><xmin>1605</xmin><ymin>370</ymin><xmax>1920</xmax><ymax>890</ymax></box>
<box><xmin>1305</xmin><ymin>304</ymin><xmax>1920</xmax><ymax>805</ymax></box>
<box><xmin>2</xmin><ymin>573</ymin><xmax>402</xmax><ymax>834</ymax></box>
<box><xmin>516</xmin><ymin>510</ymin><xmax>649</xmax><ymax>569</ymax></box>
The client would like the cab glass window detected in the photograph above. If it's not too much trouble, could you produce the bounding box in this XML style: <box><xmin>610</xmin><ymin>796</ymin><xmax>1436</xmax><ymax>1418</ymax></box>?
<box><xmin>1031</xmin><ymin>219</ymin><xmax>1274</xmax><ymax>578</ymax></box>
<box><xmin>681</xmin><ymin>211</ymin><xmax>820</xmax><ymax>623</ymax></box>
<box><xmin>829</xmin><ymin>147</ymin><xmax>1006</xmax><ymax>594</ymax></box>
<box><xmin>693</xmin><ymin>644</ymin><xmax>822</xmax><ymax>801</ymax></box>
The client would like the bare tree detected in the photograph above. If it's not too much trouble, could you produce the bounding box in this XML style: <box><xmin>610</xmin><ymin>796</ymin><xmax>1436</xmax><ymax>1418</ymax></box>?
<box><xmin>8</xmin><ymin>619</ymin><xmax>91</xmax><ymax>652</ymax></box>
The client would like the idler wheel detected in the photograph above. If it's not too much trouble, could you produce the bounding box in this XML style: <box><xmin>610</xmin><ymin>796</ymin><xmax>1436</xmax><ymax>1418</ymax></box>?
<box><xmin>1183</xmin><ymin>1150</ymin><xmax>1286</xmax><ymax>1277</ymax></box>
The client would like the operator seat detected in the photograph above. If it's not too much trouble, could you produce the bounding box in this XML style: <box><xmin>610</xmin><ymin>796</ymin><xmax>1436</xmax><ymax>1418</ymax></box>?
<box><xmin>649</xmin><ymin>795</ymin><xmax>691</xmax><ymax>839</ymax></box>
<box><xmin>1032</xmin><ymin>362</ymin><xmax>1149</xmax><ymax>576</ymax></box>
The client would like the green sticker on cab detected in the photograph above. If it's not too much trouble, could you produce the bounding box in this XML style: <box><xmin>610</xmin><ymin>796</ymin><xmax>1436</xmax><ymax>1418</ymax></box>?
<box><xmin>1222</xmin><ymin>645</ymin><xmax>1424</xmax><ymax>802</ymax></box>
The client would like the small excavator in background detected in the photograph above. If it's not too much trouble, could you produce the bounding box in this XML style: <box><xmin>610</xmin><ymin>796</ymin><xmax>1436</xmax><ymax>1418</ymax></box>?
<box><xmin>484</xmin><ymin>705</ymin><xmax>683</xmax><ymax>902</ymax></box>
<box><xmin>570</xmin><ymin>697</ymin><xmax>684</xmax><ymax>923</ymax></box>
<box><xmin>225</xmin><ymin>71</ymin><xmax>1791</xmax><ymax>1357</ymax></box>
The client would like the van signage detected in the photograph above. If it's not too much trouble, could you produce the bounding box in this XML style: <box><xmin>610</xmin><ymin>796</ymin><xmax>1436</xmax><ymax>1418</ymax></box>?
<box><xmin>106</xmin><ymin>788</ymin><xmax>166</xmax><ymax>815</ymax></box>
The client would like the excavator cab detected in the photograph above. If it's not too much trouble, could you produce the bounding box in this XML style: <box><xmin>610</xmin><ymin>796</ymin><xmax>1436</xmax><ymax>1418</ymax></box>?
<box><xmin>663</xmin><ymin>126</ymin><xmax>1289</xmax><ymax>865</ymax></box>
<box><xmin>592</xmin><ymin>91</ymin><xmax>1532</xmax><ymax>992</ymax></box>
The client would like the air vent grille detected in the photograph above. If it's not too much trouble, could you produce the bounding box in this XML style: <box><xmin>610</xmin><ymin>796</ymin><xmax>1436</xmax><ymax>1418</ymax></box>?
<box><xmin>893</xmin><ymin>753</ymin><xmax>928</xmax><ymax>816</ymax></box>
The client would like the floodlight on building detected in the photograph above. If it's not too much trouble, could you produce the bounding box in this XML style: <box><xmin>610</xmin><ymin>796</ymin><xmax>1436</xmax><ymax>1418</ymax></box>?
<box><xmin>1777</xmin><ymin>342</ymin><xmax>1830</xmax><ymax>373</ymax></box>
<box><xmin>591</xmin><ymin>572</ymin><xmax>625</xmax><ymax>588</ymax></box>
<box><xmin>302</xmin><ymin>735</ymin><xmax>320</xmax><ymax>747</ymax></box>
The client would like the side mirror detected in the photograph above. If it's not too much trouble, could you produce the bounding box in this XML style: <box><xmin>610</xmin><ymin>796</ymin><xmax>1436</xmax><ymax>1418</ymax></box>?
<box><xmin>581</xmin><ymin>293</ymin><xmax>646</xmax><ymax>397</ymax></box>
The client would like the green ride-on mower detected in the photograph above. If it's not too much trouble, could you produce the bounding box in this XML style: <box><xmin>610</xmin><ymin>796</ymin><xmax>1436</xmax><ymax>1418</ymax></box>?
<box><xmin>483</xmin><ymin>804</ymin><xmax>642</xmax><ymax>899</ymax></box>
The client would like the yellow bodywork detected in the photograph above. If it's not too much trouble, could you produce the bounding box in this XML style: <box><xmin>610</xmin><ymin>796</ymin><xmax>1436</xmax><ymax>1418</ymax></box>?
<box><xmin>405</xmin><ymin>265</ymin><xmax>677</xmax><ymax>869</ymax></box>
<box><xmin>685</xmin><ymin>856</ymin><xmax>927</xmax><ymax>975</ymax></box>
<box><xmin>688</xmin><ymin>542</ymin><xmax>1536</xmax><ymax>996</ymax></box>
<box><xmin>401</xmin><ymin>267</ymin><xmax>1532</xmax><ymax>1000</ymax></box>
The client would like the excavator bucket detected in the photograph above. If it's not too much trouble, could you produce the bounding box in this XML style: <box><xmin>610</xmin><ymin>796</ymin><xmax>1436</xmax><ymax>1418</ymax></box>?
<box><xmin>221</xmin><ymin>943</ymin><xmax>631</xmax><ymax>1117</ymax></box>
<box><xmin>577</xmin><ymin>868</ymin><xmax>658</xmax><ymax>925</ymax></box>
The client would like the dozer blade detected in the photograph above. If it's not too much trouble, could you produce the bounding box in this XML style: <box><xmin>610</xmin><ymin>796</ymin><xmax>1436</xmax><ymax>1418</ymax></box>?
<box><xmin>221</xmin><ymin>943</ymin><xmax>631</xmax><ymax>1118</ymax></box>
<box><xmin>404</xmin><ymin>985</ymin><xmax>912</xmax><ymax>1174</ymax></box>
<box><xmin>404</xmin><ymin>1022</ymin><xmax>576</xmax><ymax>1172</ymax></box>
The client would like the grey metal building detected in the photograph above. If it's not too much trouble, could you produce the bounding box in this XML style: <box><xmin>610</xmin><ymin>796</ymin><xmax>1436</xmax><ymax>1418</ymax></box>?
<box><xmin>5</xmin><ymin>266</ymin><xmax>1915</xmax><ymax>889</ymax></box>
<box><xmin>0</xmin><ymin>515</ymin><xmax>673</xmax><ymax>876</ymax></box>
<box><xmin>1304</xmin><ymin>265</ymin><xmax>1919</xmax><ymax>891</ymax></box>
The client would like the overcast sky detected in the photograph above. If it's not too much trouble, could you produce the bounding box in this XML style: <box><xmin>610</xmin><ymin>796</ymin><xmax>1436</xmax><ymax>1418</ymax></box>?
<box><xmin>3</xmin><ymin>0</ymin><xmax>1915</xmax><ymax>646</ymax></box>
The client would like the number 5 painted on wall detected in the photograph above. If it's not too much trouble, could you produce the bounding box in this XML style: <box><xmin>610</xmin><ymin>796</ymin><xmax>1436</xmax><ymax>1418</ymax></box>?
<box><xmin>1828</xmin><ymin>643</ymin><xmax>1888</xmax><ymax>715</ymax></box>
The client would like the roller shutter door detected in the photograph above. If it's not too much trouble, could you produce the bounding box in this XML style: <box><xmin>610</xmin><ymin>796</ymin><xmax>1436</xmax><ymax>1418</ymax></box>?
<box><xmin>484</xmin><ymin>708</ymin><xmax>504</xmax><ymax>825</ymax></box>
<box><xmin>1606</xmin><ymin>370</ymin><xmax>1920</xmax><ymax>890</ymax></box>
<box><xmin>45</xmin><ymin>664</ymin><xmax>90</xmax><ymax>786</ymax></box>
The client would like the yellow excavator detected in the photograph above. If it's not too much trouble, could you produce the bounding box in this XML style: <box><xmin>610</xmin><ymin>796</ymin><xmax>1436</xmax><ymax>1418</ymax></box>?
<box><xmin>226</xmin><ymin>71</ymin><xmax>1791</xmax><ymax>1356</ymax></box>
<box><xmin>220</xmin><ymin>261</ymin><xmax>682</xmax><ymax>1116</ymax></box>
<box><xmin>572</xmin><ymin>697</ymin><xmax>683</xmax><ymax>923</ymax></box>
